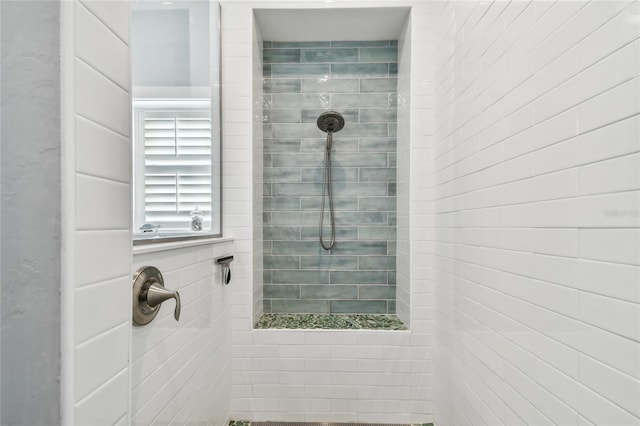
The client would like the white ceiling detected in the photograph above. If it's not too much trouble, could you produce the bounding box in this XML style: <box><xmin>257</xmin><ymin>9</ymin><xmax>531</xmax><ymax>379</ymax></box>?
<box><xmin>254</xmin><ymin>7</ymin><xmax>411</xmax><ymax>41</ymax></box>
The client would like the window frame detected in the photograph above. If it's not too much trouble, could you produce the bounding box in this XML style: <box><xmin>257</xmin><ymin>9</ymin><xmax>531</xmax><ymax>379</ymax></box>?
<box><xmin>132</xmin><ymin>98</ymin><xmax>221</xmax><ymax>240</ymax></box>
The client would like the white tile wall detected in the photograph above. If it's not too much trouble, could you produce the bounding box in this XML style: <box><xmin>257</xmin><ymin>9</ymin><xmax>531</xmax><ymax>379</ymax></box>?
<box><xmin>131</xmin><ymin>242</ymin><xmax>233</xmax><ymax>426</ymax></box>
<box><xmin>61</xmin><ymin>1</ymin><xmax>132</xmax><ymax>424</ymax></box>
<box><xmin>432</xmin><ymin>1</ymin><xmax>640</xmax><ymax>426</ymax></box>
<box><xmin>222</xmin><ymin>1</ymin><xmax>435</xmax><ymax>422</ymax></box>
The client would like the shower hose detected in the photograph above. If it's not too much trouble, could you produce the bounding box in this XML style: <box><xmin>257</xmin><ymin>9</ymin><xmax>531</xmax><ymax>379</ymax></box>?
<box><xmin>319</xmin><ymin>130</ymin><xmax>335</xmax><ymax>250</ymax></box>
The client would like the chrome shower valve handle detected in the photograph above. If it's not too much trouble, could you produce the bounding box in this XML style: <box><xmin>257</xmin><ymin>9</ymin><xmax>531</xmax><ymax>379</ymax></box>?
<box><xmin>146</xmin><ymin>283</ymin><xmax>181</xmax><ymax>321</ymax></box>
<box><xmin>132</xmin><ymin>266</ymin><xmax>181</xmax><ymax>325</ymax></box>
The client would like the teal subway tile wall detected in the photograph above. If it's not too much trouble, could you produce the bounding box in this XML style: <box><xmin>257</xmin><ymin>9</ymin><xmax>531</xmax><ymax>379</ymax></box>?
<box><xmin>262</xmin><ymin>40</ymin><xmax>398</xmax><ymax>314</ymax></box>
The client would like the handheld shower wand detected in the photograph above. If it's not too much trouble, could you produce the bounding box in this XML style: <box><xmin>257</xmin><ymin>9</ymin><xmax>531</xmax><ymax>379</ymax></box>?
<box><xmin>316</xmin><ymin>111</ymin><xmax>345</xmax><ymax>250</ymax></box>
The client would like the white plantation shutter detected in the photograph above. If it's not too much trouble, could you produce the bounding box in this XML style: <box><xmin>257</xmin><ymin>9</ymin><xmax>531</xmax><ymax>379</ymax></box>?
<box><xmin>134</xmin><ymin>101</ymin><xmax>212</xmax><ymax>230</ymax></box>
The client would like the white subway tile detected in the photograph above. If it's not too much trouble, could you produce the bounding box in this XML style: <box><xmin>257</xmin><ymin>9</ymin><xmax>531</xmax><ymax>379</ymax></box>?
<box><xmin>579</xmin><ymin>354</ymin><xmax>640</xmax><ymax>418</ymax></box>
<box><xmin>75</xmin><ymin>59</ymin><xmax>130</xmax><ymax>137</ymax></box>
<box><xmin>75</xmin><ymin>370</ymin><xmax>128</xmax><ymax>426</ymax></box>
<box><xmin>75</xmin><ymin>230</ymin><xmax>130</xmax><ymax>287</ymax></box>
<box><xmin>76</xmin><ymin>2</ymin><xmax>129</xmax><ymax>90</ymax></box>
<box><xmin>75</xmin><ymin>323</ymin><xmax>128</xmax><ymax>400</ymax></box>
<box><xmin>578</xmin><ymin>77</ymin><xmax>640</xmax><ymax>134</ymax></box>
<box><xmin>574</xmin><ymin>259</ymin><xmax>640</xmax><ymax>303</ymax></box>
<box><xmin>578</xmin><ymin>153</ymin><xmax>640</xmax><ymax>196</ymax></box>
<box><xmin>75</xmin><ymin>276</ymin><xmax>130</xmax><ymax>343</ymax></box>
<box><xmin>579</xmin><ymin>228</ymin><xmax>640</xmax><ymax>265</ymax></box>
<box><xmin>579</xmin><ymin>291</ymin><xmax>640</xmax><ymax>341</ymax></box>
<box><xmin>76</xmin><ymin>174</ymin><xmax>130</xmax><ymax>230</ymax></box>
<box><xmin>76</xmin><ymin>116</ymin><xmax>130</xmax><ymax>183</ymax></box>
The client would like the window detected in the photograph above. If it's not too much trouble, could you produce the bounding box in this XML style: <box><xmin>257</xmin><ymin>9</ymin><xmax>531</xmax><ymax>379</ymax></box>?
<box><xmin>133</xmin><ymin>99</ymin><xmax>220</xmax><ymax>235</ymax></box>
<box><xmin>130</xmin><ymin>1</ymin><xmax>221</xmax><ymax>242</ymax></box>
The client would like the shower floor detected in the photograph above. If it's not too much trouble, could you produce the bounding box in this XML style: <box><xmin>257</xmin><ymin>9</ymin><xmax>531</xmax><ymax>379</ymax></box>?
<box><xmin>255</xmin><ymin>313</ymin><xmax>407</xmax><ymax>330</ymax></box>
<box><xmin>231</xmin><ymin>421</ymin><xmax>433</xmax><ymax>426</ymax></box>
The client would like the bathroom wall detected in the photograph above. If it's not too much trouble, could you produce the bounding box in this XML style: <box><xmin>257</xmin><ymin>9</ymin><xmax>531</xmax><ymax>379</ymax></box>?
<box><xmin>131</xmin><ymin>242</ymin><xmax>233</xmax><ymax>426</ymax></box>
<box><xmin>262</xmin><ymin>40</ymin><xmax>399</xmax><ymax>315</ymax></box>
<box><xmin>1</xmin><ymin>1</ymin><xmax>61</xmax><ymax>423</ymax></box>
<box><xmin>224</xmin><ymin>1</ymin><xmax>435</xmax><ymax>422</ymax></box>
<box><xmin>60</xmin><ymin>1</ymin><xmax>132</xmax><ymax>424</ymax></box>
<box><xmin>432</xmin><ymin>1</ymin><xmax>640</xmax><ymax>425</ymax></box>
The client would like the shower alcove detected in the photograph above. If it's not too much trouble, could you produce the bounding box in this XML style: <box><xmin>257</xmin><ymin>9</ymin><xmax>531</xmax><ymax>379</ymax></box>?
<box><xmin>251</xmin><ymin>7</ymin><xmax>413</xmax><ymax>329</ymax></box>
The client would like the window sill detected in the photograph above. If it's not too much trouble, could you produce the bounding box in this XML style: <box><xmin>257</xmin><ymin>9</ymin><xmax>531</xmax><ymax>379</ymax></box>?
<box><xmin>132</xmin><ymin>233</ymin><xmax>233</xmax><ymax>255</ymax></box>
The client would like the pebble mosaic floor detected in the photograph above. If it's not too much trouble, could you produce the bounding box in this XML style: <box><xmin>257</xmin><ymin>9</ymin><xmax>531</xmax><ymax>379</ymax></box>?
<box><xmin>255</xmin><ymin>313</ymin><xmax>407</xmax><ymax>330</ymax></box>
<box><xmin>230</xmin><ymin>422</ymin><xmax>433</xmax><ymax>426</ymax></box>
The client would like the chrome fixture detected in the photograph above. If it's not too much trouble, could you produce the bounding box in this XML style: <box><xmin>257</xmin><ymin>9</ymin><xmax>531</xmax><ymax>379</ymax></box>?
<box><xmin>316</xmin><ymin>111</ymin><xmax>345</xmax><ymax>250</ymax></box>
<box><xmin>132</xmin><ymin>266</ymin><xmax>181</xmax><ymax>326</ymax></box>
<box><xmin>215</xmin><ymin>255</ymin><xmax>234</xmax><ymax>285</ymax></box>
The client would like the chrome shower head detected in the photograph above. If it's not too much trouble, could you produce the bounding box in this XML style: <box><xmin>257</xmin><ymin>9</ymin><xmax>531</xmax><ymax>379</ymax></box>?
<box><xmin>317</xmin><ymin>111</ymin><xmax>345</xmax><ymax>133</ymax></box>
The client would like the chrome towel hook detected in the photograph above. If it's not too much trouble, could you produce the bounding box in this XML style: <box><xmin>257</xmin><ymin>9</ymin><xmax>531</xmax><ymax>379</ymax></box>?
<box><xmin>215</xmin><ymin>255</ymin><xmax>234</xmax><ymax>285</ymax></box>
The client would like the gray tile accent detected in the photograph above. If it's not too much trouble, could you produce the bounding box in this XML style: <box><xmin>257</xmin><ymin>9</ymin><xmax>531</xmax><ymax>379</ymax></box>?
<box><xmin>331</xmin><ymin>153</ymin><xmax>388</xmax><ymax>167</ymax></box>
<box><xmin>263</xmin><ymin>48</ymin><xmax>301</xmax><ymax>63</ymax></box>
<box><xmin>360</xmin><ymin>108</ymin><xmax>397</xmax><ymax>123</ymax></box>
<box><xmin>265</xmin><ymin>109</ymin><xmax>301</xmax><ymax>123</ymax></box>
<box><xmin>301</xmin><ymin>48</ymin><xmax>359</xmax><ymax>63</ymax></box>
<box><xmin>334</xmin><ymin>211</ymin><xmax>387</xmax><ymax>225</ymax></box>
<box><xmin>273</xmin><ymin>270</ymin><xmax>330</xmax><ymax>284</ymax></box>
<box><xmin>301</xmin><ymin>285</ymin><xmax>358</xmax><ymax>299</ymax></box>
<box><xmin>359</xmin><ymin>197</ymin><xmax>396</xmax><ymax>211</ymax></box>
<box><xmin>264</xmin><ymin>284</ymin><xmax>300</xmax><ymax>299</ymax></box>
<box><xmin>263</xmin><ymin>167</ymin><xmax>300</xmax><ymax>182</ymax></box>
<box><xmin>272</xmin><ymin>123</ymin><xmax>327</xmax><ymax>138</ymax></box>
<box><xmin>272</xmin><ymin>240</ymin><xmax>325</xmax><ymax>255</ymax></box>
<box><xmin>330</xmin><ymin>271</ymin><xmax>388</xmax><ymax>284</ymax></box>
<box><xmin>335</xmin><ymin>124</ymin><xmax>389</xmax><ymax>138</ymax></box>
<box><xmin>271</xmin><ymin>211</ymin><xmax>320</xmax><ymax>226</ymax></box>
<box><xmin>329</xmin><ymin>241</ymin><xmax>388</xmax><ymax>255</ymax></box>
<box><xmin>264</xmin><ymin>196</ymin><xmax>301</xmax><ymax>211</ymax></box>
<box><xmin>333</xmin><ymin>182</ymin><xmax>388</xmax><ymax>197</ymax></box>
<box><xmin>301</xmin><ymin>167</ymin><xmax>359</xmax><ymax>182</ymax></box>
<box><xmin>300</xmin><ymin>255</ymin><xmax>358</xmax><ymax>270</ymax></box>
<box><xmin>272</xmin><ymin>153</ymin><xmax>324</xmax><ymax>167</ymax></box>
<box><xmin>300</xmin><ymin>197</ymin><xmax>358</xmax><ymax>211</ymax></box>
<box><xmin>359</xmin><ymin>137</ymin><xmax>397</xmax><ymax>152</ymax></box>
<box><xmin>358</xmin><ymin>256</ymin><xmax>396</xmax><ymax>270</ymax></box>
<box><xmin>263</xmin><ymin>40</ymin><xmax>398</xmax><ymax>314</ymax></box>
<box><xmin>359</xmin><ymin>285</ymin><xmax>396</xmax><ymax>299</ymax></box>
<box><xmin>272</xmin><ymin>183</ymin><xmax>322</xmax><ymax>196</ymax></box>
<box><xmin>300</xmin><ymin>226</ymin><xmax>358</xmax><ymax>240</ymax></box>
<box><xmin>360</xmin><ymin>78</ymin><xmax>398</xmax><ymax>92</ymax></box>
<box><xmin>301</xmin><ymin>79</ymin><xmax>359</xmax><ymax>93</ymax></box>
<box><xmin>331</xmin><ymin>93</ymin><xmax>389</xmax><ymax>108</ymax></box>
<box><xmin>359</xmin><ymin>47</ymin><xmax>398</xmax><ymax>62</ymax></box>
<box><xmin>300</xmin><ymin>138</ymin><xmax>359</xmax><ymax>152</ymax></box>
<box><xmin>272</xmin><ymin>64</ymin><xmax>330</xmax><ymax>78</ymax></box>
<box><xmin>264</xmin><ymin>139</ymin><xmax>301</xmax><ymax>153</ymax></box>
<box><xmin>264</xmin><ymin>256</ymin><xmax>300</xmax><ymax>269</ymax></box>
<box><xmin>332</xmin><ymin>63</ymin><xmax>389</xmax><ymax>78</ymax></box>
<box><xmin>358</xmin><ymin>227</ymin><xmax>397</xmax><ymax>241</ymax></box>
<box><xmin>263</xmin><ymin>226</ymin><xmax>301</xmax><ymax>241</ymax></box>
<box><xmin>301</xmin><ymin>108</ymin><xmax>358</xmax><ymax>123</ymax></box>
<box><xmin>359</xmin><ymin>168</ymin><xmax>396</xmax><ymax>182</ymax></box>
<box><xmin>271</xmin><ymin>93</ymin><xmax>330</xmax><ymax>108</ymax></box>
<box><xmin>264</xmin><ymin>78</ymin><xmax>301</xmax><ymax>93</ymax></box>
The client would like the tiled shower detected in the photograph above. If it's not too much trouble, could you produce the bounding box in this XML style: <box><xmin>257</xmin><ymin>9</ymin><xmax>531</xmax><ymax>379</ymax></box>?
<box><xmin>3</xmin><ymin>1</ymin><xmax>638</xmax><ymax>426</ymax></box>
<box><xmin>262</xmin><ymin>40</ymin><xmax>399</xmax><ymax>315</ymax></box>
